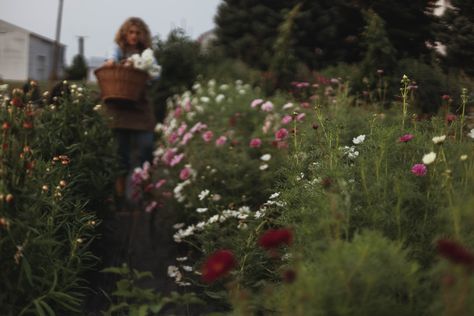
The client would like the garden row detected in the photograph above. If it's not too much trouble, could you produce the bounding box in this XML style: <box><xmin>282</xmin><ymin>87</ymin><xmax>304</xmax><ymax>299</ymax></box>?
<box><xmin>131</xmin><ymin>75</ymin><xmax>474</xmax><ymax>315</ymax></box>
<box><xmin>0</xmin><ymin>84</ymin><xmax>117</xmax><ymax>315</ymax></box>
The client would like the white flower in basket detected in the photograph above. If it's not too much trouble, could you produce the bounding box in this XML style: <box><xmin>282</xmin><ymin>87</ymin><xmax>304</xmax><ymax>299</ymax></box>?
<box><xmin>128</xmin><ymin>48</ymin><xmax>161</xmax><ymax>78</ymax></box>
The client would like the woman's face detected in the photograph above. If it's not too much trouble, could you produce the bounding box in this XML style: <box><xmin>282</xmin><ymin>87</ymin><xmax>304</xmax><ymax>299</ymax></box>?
<box><xmin>126</xmin><ymin>25</ymin><xmax>140</xmax><ymax>47</ymax></box>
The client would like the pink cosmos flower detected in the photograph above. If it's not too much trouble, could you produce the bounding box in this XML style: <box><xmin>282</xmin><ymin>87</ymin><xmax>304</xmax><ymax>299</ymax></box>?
<box><xmin>296</xmin><ymin>113</ymin><xmax>306</xmax><ymax>121</ymax></box>
<box><xmin>411</xmin><ymin>164</ymin><xmax>427</xmax><ymax>176</ymax></box>
<box><xmin>300</xmin><ymin>102</ymin><xmax>310</xmax><ymax>109</ymax></box>
<box><xmin>162</xmin><ymin>149</ymin><xmax>176</xmax><ymax>165</ymax></box>
<box><xmin>190</xmin><ymin>122</ymin><xmax>207</xmax><ymax>134</ymax></box>
<box><xmin>170</xmin><ymin>153</ymin><xmax>184</xmax><ymax>167</ymax></box>
<box><xmin>174</xmin><ymin>107</ymin><xmax>182</xmax><ymax>118</ymax></box>
<box><xmin>202</xmin><ymin>131</ymin><xmax>214</xmax><ymax>142</ymax></box>
<box><xmin>168</xmin><ymin>132</ymin><xmax>179</xmax><ymax>144</ymax></box>
<box><xmin>262</xmin><ymin>120</ymin><xmax>272</xmax><ymax>134</ymax></box>
<box><xmin>249</xmin><ymin>138</ymin><xmax>262</xmax><ymax>148</ymax></box>
<box><xmin>399</xmin><ymin>134</ymin><xmax>414</xmax><ymax>143</ymax></box>
<box><xmin>181</xmin><ymin>132</ymin><xmax>193</xmax><ymax>145</ymax></box>
<box><xmin>275</xmin><ymin>128</ymin><xmax>289</xmax><ymax>141</ymax></box>
<box><xmin>179</xmin><ymin>168</ymin><xmax>192</xmax><ymax>180</ymax></box>
<box><xmin>261</xmin><ymin>101</ymin><xmax>274</xmax><ymax>112</ymax></box>
<box><xmin>177</xmin><ymin>123</ymin><xmax>187</xmax><ymax>136</ymax></box>
<box><xmin>251</xmin><ymin>99</ymin><xmax>264</xmax><ymax>108</ymax></box>
<box><xmin>155</xmin><ymin>179</ymin><xmax>167</xmax><ymax>189</ymax></box>
<box><xmin>281</xmin><ymin>115</ymin><xmax>292</xmax><ymax>125</ymax></box>
<box><xmin>215</xmin><ymin>136</ymin><xmax>227</xmax><ymax>146</ymax></box>
<box><xmin>145</xmin><ymin>201</ymin><xmax>158</xmax><ymax>213</ymax></box>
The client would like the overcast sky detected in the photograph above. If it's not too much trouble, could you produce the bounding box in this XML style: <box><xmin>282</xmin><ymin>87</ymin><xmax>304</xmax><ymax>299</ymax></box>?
<box><xmin>0</xmin><ymin>0</ymin><xmax>222</xmax><ymax>64</ymax></box>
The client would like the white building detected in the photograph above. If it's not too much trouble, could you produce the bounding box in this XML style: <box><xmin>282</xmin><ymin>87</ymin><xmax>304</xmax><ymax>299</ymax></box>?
<box><xmin>87</xmin><ymin>56</ymin><xmax>106</xmax><ymax>82</ymax></box>
<box><xmin>0</xmin><ymin>19</ymin><xmax>66</xmax><ymax>81</ymax></box>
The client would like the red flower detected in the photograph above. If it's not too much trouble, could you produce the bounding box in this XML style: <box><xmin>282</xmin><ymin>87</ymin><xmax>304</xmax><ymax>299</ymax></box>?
<box><xmin>441</xmin><ymin>94</ymin><xmax>451</xmax><ymax>101</ymax></box>
<box><xmin>201</xmin><ymin>249</ymin><xmax>236</xmax><ymax>283</ymax></box>
<box><xmin>445</xmin><ymin>113</ymin><xmax>456</xmax><ymax>123</ymax></box>
<box><xmin>2</xmin><ymin>122</ymin><xmax>10</xmax><ymax>130</ymax></box>
<box><xmin>258</xmin><ymin>228</ymin><xmax>293</xmax><ymax>250</ymax></box>
<box><xmin>437</xmin><ymin>239</ymin><xmax>474</xmax><ymax>267</ymax></box>
<box><xmin>22</xmin><ymin>121</ymin><xmax>33</xmax><ymax>129</ymax></box>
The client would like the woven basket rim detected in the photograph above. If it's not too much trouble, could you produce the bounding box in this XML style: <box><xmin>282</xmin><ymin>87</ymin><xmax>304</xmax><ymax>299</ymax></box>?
<box><xmin>94</xmin><ymin>64</ymin><xmax>149</xmax><ymax>78</ymax></box>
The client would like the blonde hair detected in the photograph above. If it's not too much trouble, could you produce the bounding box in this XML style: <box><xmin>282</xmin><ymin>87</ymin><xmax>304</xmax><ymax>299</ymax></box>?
<box><xmin>114</xmin><ymin>17</ymin><xmax>152</xmax><ymax>53</ymax></box>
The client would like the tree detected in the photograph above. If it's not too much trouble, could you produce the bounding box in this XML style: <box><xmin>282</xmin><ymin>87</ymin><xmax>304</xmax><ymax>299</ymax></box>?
<box><xmin>438</xmin><ymin>0</ymin><xmax>474</xmax><ymax>76</ymax></box>
<box><xmin>354</xmin><ymin>0</ymin><xmax>438</xmax><ymax>59</ymax></box>
<box><xmin>214</xmin><ymin>1</ymin><xmax>295</xmax><ymax>70</ymax></box>
<box><xmin>150</xmin><ymin>28</ymin><xmax>202</xmax><ymax>122</ymax></box>
<box><xmin>292</xmin><ymin>0</ymin><xmax>365</xmax><ymax>69</ymax></box>
<box><xmin>65</xmin><ymin>54</ymin><xmax>88</xmax><ymax>80</ymax></box>
<box><xmin>359</xmin><ymin>10</ymin><xmax>397</xmax><ymax>80</ymax></box>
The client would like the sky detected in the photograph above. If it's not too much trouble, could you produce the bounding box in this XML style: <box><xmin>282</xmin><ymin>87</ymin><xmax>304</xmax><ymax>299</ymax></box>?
<box><xmin>0</xmin><ymin>0</ymin><xmax>222</xmax><ymax>65</ymax></box>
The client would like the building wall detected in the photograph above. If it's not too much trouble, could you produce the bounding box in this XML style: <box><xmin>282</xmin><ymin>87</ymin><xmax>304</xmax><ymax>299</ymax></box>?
<box><xmin>0</xmin><ymin>21</ymin><xmax>29</xmax><ymax>81</ymax></box>
<box><xmin>28</xmin><ymin>35</ymin><xmax>65</xmax><ymax>81</ymax></box>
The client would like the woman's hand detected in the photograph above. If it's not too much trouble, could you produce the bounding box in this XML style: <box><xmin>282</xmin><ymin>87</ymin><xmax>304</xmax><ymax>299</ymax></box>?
<box><xmin>123</xmin><ymin>60</ymin><xmax>133</xmax><ymax>67</ymax></box>
<box><xmin>104</xmin><ymin>59</ymin><xmax>115</xmax><ymax>67</ymax></box>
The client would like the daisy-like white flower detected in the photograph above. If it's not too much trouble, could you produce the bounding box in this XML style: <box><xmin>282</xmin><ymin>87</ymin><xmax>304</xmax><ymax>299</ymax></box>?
<box><xmin>215</xmin><ymin>94</ymin><xmax>225</xmax><ymax>103</ymax></box>
<box><xmin>422</xmin><ymin>152</ymin><xmax>437</xmax><ymax>165</ymax></box>
<box><xmin>198</xmin><ymin>189</ymin><xmax>210</xmax><ymax>200</ymax></box>
<box><xmin>196</xmin><ymin>207</ymin><xmax>208</xmax><ymax>213</ymax></box>
<box><xmin>467</xmin><ymin>129</ymin><xmax>474</xmax><ymax>139</ymax></box>
<box><xmin>260</xmin><ymin>154</ymin><xmax>271</xmax><ymax>161</ymax></box>
<box><xmin>269</xmin><ymin>192</ymin><xmax>280</xmax><ymax>199</ymax></box>
<box><xmin>259</xmin><ymin>164</ymin><xmax>269</xmax><ymax>170</ymax></box>
<box><xmin>460</xmin><ymin>154</ymin><xmax>468</xmax><ymax>161</ymax></box>
<box><xmin>282</xmin><ymin>102</ymin><xmax>294</xmax><ymax>110</ymax></box>
<box><xmin>200</xmin><ymin>96</ymin><xmax>210</xmax><ymax>103</ymax></box>
<box><xmin>352</xmin><ymin>135</ymin><xmax>366</xmax><ymax>145</ymax></box>
<box><xmin>432</xmin><ymin>135</ymin><xmax>446</xmax><ymax>144</ymax></box>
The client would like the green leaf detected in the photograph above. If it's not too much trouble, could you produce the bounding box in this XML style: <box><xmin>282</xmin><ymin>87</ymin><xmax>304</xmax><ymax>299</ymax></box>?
<box><xmin>138</xmin><ymin>305</ymin><xmax>149</xmax><ymax>316</ymax></box>
<box><xmin>33</xmin><ymin>300</ymin><xmax>46</xmax><ymax>316</ymax></box>
<box><xmin>39</xmin><ymin>301</ymin><xmax>55</xmax><ymax>316</ymax></box>
<box><xmin>21</xmin><ymin>257</ymin><xmax>34</xmax><ymax>286</ymax></box>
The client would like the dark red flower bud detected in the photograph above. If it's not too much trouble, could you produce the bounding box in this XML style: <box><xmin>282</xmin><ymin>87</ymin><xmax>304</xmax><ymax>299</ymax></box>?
<box><xmin>258</xmin><ymin>228</ymin><xmax>293</xmax><ymax>250</ymax></box>
<box><xmin>201</xmin><ymin>249</ymin><xmax>236</xmax><ymax>283</ymax></box>
<box><xmin>282</xmin><ymin>269</ymin><xmax>297</xmax><ymax>283</ymax></box>
<box><xmin>437</xmin><ymin>239</ymin><xmax>474</xmax><ymax>267</ymax></box>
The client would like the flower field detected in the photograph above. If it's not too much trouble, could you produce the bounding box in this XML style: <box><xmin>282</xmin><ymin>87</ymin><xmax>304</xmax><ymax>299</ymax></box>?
<box><xmin>1</xmin><ymin>74</ymin><xmax>474</xmax><ymax>315</ymax></box>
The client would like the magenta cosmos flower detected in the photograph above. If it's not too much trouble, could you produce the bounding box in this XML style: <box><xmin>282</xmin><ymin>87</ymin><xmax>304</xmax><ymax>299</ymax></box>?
<box><xmin>202</xmin><ymin>131</ymin><xmax>214</xmax><ymax>143</ymax></box>
<box><xmin>275</xmin><ymin>128</ymin><xmax>289</xmax><ymax>141</ymax></box>
<box><xmin>411</xmin><ymin>163</ymin><xmax>427</xmax><ymax>176</ymax></box>
<box><xmin>249</xmin><ymin>138</ymin><xmax>262</xmax><ymax>148</ymax></box>
<box><xmin>398</xmin><ymin>134</ymin><xmax>414</xmax><ymax>143</ymax></box>
<box><xmin>215</xmin><ymin>136</ymin><xmax>227</xmax><ymax>146</ymax></box>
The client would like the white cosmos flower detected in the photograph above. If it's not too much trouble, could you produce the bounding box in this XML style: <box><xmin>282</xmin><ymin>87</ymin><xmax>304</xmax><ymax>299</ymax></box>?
<box><xmin>200</xmin><ymin>96</ymin><xmax>210</xmax><ymax>103</ymax></box>
<box><xmin>352</xmin><ymin>135</ymin><xmax>366</xmax><ymax>145</ymax></box>
<box><xmin>467</xmin><ymin>129</ymin><xmax>474</xmax><ymax>139</ymax></box>
<box><xmin>432</xmin><ymin>135</ymin><xmax>446</xmax><ymax>144</ymax></box>
<box><xmin>422</xmin><ymin>152</ymin><xmax>437</xmax><ymax>165</ymax></box>
<box><xmin>260</xmin><ymin>154</ymin><xmax>271</xmax><ymax>161</ymax></box>
<box><xmin>198</xmin><ymin>189</ymin><xmax>210</xmax><ymax>200</ymax></box>
<box><xmin>259</xmin><ymin>164</ymin><xmax>269</xmax><ymax>170</ymax></box>
<box><xmin>215</xmin><ymin>94</ymin><xmax>225</xmax><ymax>103</ymax></box>
<box><xmin>282</xmin><ymin>102</ymin><xmax>294</xmax><ymax>110</ymax></box>
<box><xmin>269</xmin><ymin>192</ymin><xmax>280</xmax><ymax>199</ymax></box>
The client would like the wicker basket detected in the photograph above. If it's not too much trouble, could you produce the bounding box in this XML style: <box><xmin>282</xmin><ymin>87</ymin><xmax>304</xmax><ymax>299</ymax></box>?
<box><xmin>94</xmin><ymin>65</ymin><xmax>149</xmax><ymax>104</ymax></box>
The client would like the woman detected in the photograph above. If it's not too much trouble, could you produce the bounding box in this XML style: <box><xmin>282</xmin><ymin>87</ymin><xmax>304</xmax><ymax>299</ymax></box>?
<box><xmin>104</xmin><ymin>17</ymin><xmax>159</xmax><ymax>210</ymax></box>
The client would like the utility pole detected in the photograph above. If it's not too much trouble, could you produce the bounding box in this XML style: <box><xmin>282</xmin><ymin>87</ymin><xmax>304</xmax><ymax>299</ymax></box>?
<box><xmin>77</xmin><ymin>35</ymin><xmax>88</xmax><ymax>57</ymax></box>
<box><xmin>49</xmin><ymin>0</ymin><xmax>64</xmax><ymax>82</ymax></box>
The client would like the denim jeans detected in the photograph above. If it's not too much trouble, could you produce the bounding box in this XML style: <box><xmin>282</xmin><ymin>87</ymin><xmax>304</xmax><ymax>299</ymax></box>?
<box><xmin>114</xmin><ymin>128</ymin><xmax>154</xmax><ymax>175</ymax></box>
